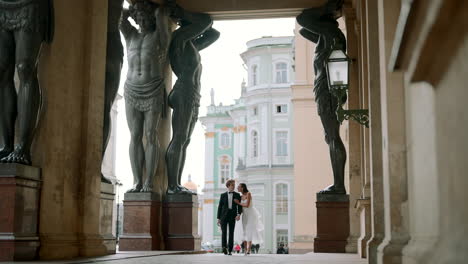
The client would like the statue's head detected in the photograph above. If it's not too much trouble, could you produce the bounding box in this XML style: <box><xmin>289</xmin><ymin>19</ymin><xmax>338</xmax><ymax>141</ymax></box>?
<box><xmin>130</xmin><ymin>0</ymin><xmax>158</xmax><ymax>32</ymax></box>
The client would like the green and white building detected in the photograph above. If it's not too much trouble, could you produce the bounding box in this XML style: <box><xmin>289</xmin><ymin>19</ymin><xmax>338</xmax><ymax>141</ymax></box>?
<box><xmin>199</xmin><ymin>36</ymin><xmax>295</xmax><ymax>253</ymax></box>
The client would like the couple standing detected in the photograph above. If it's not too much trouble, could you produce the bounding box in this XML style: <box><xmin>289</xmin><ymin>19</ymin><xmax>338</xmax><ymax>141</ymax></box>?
<box><xmin>217</xmin><ymin>179</ymin><xmax>263</xmax><ymax>255</ymax></box>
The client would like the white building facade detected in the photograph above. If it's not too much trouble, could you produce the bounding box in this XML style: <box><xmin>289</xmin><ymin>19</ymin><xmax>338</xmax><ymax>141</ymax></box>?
<box><xmin>200</xmin><ymin>36</ymin><xmax>295</xmax><ymax>253</ymax></box>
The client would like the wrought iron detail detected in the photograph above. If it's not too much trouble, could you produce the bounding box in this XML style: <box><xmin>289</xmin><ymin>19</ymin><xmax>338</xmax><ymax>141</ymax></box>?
<box><xmin>330</xmin><ymin>85</ymin><xmax>369</xmax><ymax>128</ymax></box>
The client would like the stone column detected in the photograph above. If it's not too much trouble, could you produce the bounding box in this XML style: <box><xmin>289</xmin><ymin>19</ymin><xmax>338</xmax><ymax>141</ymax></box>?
<box><xmin>31</xmin><ymin>0</ymin><xmax>109</xmax><ymax>260</ymax></box>
<box><xmin>376</xmin><ymin>0</ymin><xmax>410</xmax><ymax>262</ymax></box>
<box><xmin>343</xmin><ymin>4</ymin><xmax>362</xmax><ymax>254</ymax></box>
<box><xmin>427</xmin><ymin>33</ymin><xmax>468</xmax><ymax>264</ymax></box>
<box><xmin>362</xmin><ymin>0</ymin><xmax>386</xmax><ymax>262</ymax></box>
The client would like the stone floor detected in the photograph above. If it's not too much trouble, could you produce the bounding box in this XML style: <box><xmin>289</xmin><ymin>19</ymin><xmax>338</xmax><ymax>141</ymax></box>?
<box><xmin>8</xmin><ymin>252</ymin><xmax>367</xmax><ymax>264</ymax></box>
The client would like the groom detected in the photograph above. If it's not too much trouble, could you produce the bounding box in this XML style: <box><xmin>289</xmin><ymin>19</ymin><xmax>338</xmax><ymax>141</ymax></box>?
<box><xmin>217</xmin><ymin>179</ymin><xmax>242</xmax><ymax>255</ymax></box>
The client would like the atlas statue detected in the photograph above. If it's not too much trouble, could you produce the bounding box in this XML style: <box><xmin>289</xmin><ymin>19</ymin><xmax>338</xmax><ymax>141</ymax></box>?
<box><xmin>297</xmin><ymin>0</ymin><xmax>347</xmax><ymax>194</ymax></box>
<box><xmin>165</xmin><ymin>1</ymin><xmax>219</xmax><ymax>194</ymax></box>
<box><xmin>0</xmin><ymin>0</ymin><xmax>54</xmax><ymax>165</ymax></box>
<box><xmin>120</xmin><ymin>0</ymin><xmax>171</xmax><ymax>192</ymax></box>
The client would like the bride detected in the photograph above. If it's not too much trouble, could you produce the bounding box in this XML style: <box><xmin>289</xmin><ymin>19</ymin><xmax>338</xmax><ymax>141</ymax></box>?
<box><xmin>234</xmin><ymin>183</ymin><xmax>264</xmax><ymax>255</ymax></box>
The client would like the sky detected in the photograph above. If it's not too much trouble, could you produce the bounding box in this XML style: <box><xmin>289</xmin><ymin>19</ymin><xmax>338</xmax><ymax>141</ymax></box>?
<box><xmin>114</xmin><ymin>17</ymin><xmax>296</xmax><ymax>202</ymax></box>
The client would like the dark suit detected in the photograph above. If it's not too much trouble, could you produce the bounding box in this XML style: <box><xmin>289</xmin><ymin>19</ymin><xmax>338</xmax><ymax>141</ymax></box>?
<box><xmin>217</xmin><ymin>191</ymin><xmax>242</xmax><ymax>253</ymax></box>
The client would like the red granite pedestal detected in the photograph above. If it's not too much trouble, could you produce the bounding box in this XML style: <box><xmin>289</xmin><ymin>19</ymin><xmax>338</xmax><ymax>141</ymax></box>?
<box><xmin>119</xmin><ymin>192</ymin><xmax>163</xmax><ymax>251</ymax></box>
<box><xmin>163</xmin><ymin>194</ymin><xmax>200</xmax><ymax>250</ymax></box>
<box><xmin>314</xmin><ymin>193</ymin><xmax>350</xmax><ymax>253</ymax></box>
<box><xmin>0</xmin><ymin>164</ymin><xmax>41</xmax><ymax>261</ymax></box>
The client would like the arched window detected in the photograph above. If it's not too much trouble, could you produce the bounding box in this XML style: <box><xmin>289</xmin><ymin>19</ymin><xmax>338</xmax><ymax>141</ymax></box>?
<box><xmin>276</xmin><ymin>183</ymin><xmax>288</xmax><ymax>214</ymax></box>
<box><xmin>220</xmin><ymin>133</ymin><xmax>230</xmax><ymax>148</ymax></box>
<box><xmin>252</xmin><ymin>130</ymin><xmax>258</xmax><ymax>158</ymax></box>
<box><xmin>275</xmin><ymin>62</ymin><xmax>288</xmax><ymax>83</ymax></box>
<box><xmin>252</xmin><ymin>65</ymin><xmax>258</xmax><ymax>86</ymax></box>
<box><xmin>219</xmin><ymin>156</ymin><xmax>231</xmax><ymax>184</ymax></box>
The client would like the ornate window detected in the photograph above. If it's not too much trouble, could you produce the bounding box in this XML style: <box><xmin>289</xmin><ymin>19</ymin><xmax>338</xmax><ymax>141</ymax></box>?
<box><xmin>275</xmin><ymin>62</ymin><xmax>288</xmax><ymax>83</ymax></box>
<box><xmin>220</xmin><ymin>133</ymin><xmax>230</xmax><ymax>148</ymax></box>
<box><xmin>219</xmin><ymin>155</ymin><xmax>231</xmax><ymax>184</ymax></box>
<box><xmin>276</xmin><ymin>183</ymin><xmax>288</xmax><ymax>214</ymax></box>
<box><xmin>276</xmin><ymin>131</ymin><xmax>288</xmax><ymax>156</ymax></box>
<box><xmin>252</xmin><ymin>65</ymin><xmax>258</xmax><ymax>86</ymax></box>
<box><xmin>252</xmin><ymin>130</ymin><xmax>258</xmax><ymax>158</ymax></box>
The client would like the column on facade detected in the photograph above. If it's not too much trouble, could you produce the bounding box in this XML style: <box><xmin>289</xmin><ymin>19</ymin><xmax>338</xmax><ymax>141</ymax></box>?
<box><xmin>375</xmin><ymin>0</ymin><xmax>410</xmax><ymax>262</ymax></box>
<box><xmin>356</xmin><ymin>0</ymin><xmax>386</xmax><ymax>262</ymax></box>
<box><xmin>343</xmin><ymin>2</ymin><xmax>363</xmax><ymax>255</ymax></box>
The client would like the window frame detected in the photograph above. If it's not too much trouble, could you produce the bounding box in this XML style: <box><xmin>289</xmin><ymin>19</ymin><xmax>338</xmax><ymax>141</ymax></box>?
<box><xmin>274</xmin><ymin>62</ymin><xmax>288</xmax><ymax>84</ymax></box>
<box><xmin>251</xmin><ymin>130</ymin><xmax>259</xmax><ymax>158</ymax></box>
<box><xmin>218</xmin><ymin>155</ymin><xmax>231</xmax><ymax>185</ymax></box>
<box><xmin>251</xmin><ymin>64</ymin><xmax>259</xmax><ymax>86</ymax></box>
<box><xmin>275</xmin><ymin>104</ymin><xmax>288</xmax><ymax>114</ymax></box>
<box><xmin>275</xmin><ymin>183</ymin><xmax>288</xmax><ymax>215</ymax></box>
<box><xmin>275</xmin><ymin>131</ymin><xmax>288</xmax><ymax>157</ymax></box>
<box><xmin>219</xmin><ymin>132</ymin><xmax>231</xmax><ymax>149</ymax></box>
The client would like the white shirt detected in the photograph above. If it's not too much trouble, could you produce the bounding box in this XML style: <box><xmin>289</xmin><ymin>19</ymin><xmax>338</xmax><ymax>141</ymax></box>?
<box><xmin>228</xmin><ymin>192</ymin><xmax>233</xmax><ymax>209</ymax></box>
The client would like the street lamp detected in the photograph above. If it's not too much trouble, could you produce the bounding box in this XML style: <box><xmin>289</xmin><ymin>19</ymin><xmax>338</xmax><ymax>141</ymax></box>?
<box><xmin>326</xmin><ymin>42</ymin><xmax>369</xmax><ymax>127</ymax></box>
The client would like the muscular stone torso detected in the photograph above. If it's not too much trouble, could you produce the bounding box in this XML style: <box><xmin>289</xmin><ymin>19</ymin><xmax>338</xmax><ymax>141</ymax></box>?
<box><xmin>126</xmin><ymin>32</ymin><xmax>166</xmax><ymax>85</ymax></box>
<box><xmin>168</xmin><ymin>40</ymin><xmax>202</xmax><ymax>106</ymax></box>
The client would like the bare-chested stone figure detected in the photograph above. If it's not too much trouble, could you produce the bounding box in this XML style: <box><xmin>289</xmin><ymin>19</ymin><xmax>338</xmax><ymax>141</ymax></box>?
<box><xmin>165</xmin><ymin>2</ymin><xmax>219</xmax><ymax>194</ymax></box>
<box><xmin>120</xmin><ymin>0</ymin><xmax>170</xmax><ymax>192</ymax></box>
<box><xmin>0</xmin><ymin>0</ymin><xmax>53</xmax><ymax>165</ymax></box>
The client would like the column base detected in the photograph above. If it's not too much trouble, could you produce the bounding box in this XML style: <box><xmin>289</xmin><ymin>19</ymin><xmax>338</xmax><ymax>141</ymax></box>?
<box><xmin>0</xmin><ymin>164</ymin><xmax>41</xmax><ymax>261</ymax></box>
<box><xmin>119</xmin><ymin>192</ymin><xmax>163</xmax><ymax>251</ymax></box>
<box><xmin>356</xmin><ymin>198</ymin><xmax>371</xmax><ymax>258</ymax></box>
<box><xmin>314</xmin><ymin>193</ymin><xmax>350</xmax><ymax>253</ymax></box>
<box><xmin>163</xmin><ymin>193</ymin><xmax>201</xmax><ymax>250</ymax></box>
<box><xmin>100</xmin><ymin>182</ymin><xmax>116</xmax><ymax>254</ymax></box>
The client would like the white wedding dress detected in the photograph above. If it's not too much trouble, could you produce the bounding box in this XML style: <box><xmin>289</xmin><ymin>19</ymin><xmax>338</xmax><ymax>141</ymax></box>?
<box><xmin>241</xmin><ymin>196</ymin><xmax>264</xmax><ymax>244</ymax></box>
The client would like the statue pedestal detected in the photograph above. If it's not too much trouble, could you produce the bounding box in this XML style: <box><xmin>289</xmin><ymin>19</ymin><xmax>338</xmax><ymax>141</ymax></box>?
<box><xmin>100</xmin><ymin>182</ymin><xmax>116</xmax><ymax>253</ymax></box>
<box><xmin>163</xmin><ymin>194</ymin><xmax>200</xmax><ymax>250</ymax></box>
<box><xmin>0</xmin><ymin>164</ymin><xmax>41</xmax><ymax>261</ymax></box>
<box><xmin>119</xmin><ymin>192</ymin><xmax>163</xmax><ymax>251</ymax></box>
<box><xmin>314</xmin><ymin>193</ymin><xmax>350</xmax><ymax>253</ymax></box>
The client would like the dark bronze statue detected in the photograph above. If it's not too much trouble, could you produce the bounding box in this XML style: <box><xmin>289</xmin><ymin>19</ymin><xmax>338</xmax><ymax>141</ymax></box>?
<box><xmin>0</xmin><ymin>0</ymin><xmax>53</xmax><ymax>165</ymax></box>
<box><xmin>297</xmin><ymin>0</ymin><xmax>347</xmax><ymax>194</ymax></box>
<box><xmin>101</xmin><ymin>0</ymin><xmax>124</xmax><ymax>183</ymax></box>
<box><xmin>120</xmin><ymin>0</ymin><xmax>171</xmax><ymax>192</ymax></box>
<box><xmin>165</xmin><ymin>1</ymin><xmax>219</xmax><ymax>194</ymax></box>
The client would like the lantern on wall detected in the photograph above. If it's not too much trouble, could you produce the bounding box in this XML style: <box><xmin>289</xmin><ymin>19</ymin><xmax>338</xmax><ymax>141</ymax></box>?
<box><xmin>326</xmin><ymin>42</ymin><xmax>369</xmax><ymax>127</ymax></box>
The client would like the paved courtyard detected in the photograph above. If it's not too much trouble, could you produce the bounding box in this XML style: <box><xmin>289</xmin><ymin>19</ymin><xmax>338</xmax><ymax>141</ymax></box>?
<box><xmin>9</xmin><ymin>253</ymin><xmax>366</xmax><ymax>264</ymax></box>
